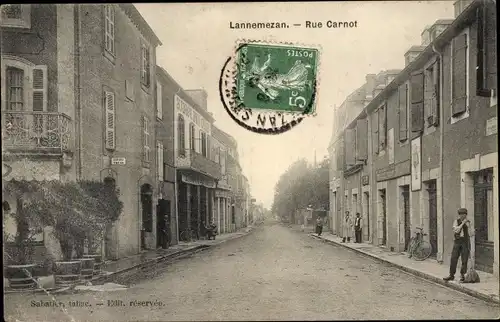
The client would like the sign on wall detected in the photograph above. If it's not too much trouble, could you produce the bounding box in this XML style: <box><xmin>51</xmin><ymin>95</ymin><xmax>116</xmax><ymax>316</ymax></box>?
<box><xmin>388</xmin><ymin>128</ymin><xmax>394</xmax><ymax>164</ymax></box>
<box><xmin>111</xmin><ymin>157</ymin><xmax>126</xmax><ymax>165</ymax></box>
<box><xmin>411</xmin><ymin>137</ymin><xmax>421</xmax><ymax>191</ymax></box>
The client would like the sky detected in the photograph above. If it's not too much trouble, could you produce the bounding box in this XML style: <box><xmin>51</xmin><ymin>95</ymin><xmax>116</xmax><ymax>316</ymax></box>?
<box><xmin>135</xmin><ymin>1</ymin><xmax>454</xmax><ymax>209</ymax></box>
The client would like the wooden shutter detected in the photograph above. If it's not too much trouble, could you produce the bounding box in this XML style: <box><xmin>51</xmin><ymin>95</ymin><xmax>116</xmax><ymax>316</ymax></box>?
<box><xmin>398</xmin><ymin>84</ymin><xmax>408</xmax><ymax>141</ymax></box>
<box><xmin>32</xmin><ymin>66</ymin><xmax>47</xmax><ymax>112</ymax></box>
<box><xmin>356</xmin><ymin>119</ymin><xmax>368</xmax><ymax>161</ymax></box>
<box><xmin>378</xmin><ymin>105</ymin><xmax>387</xmax><ymax>151</ymax></box>
<box><xmin>411</xmin><ymin>71</ymin><xmax>424</xmax><ymax>133</ymax></box>
<box><xmin>430</xmin><ymin>60</ymin><xmax>440</xmax><ymax>126</ymax></box>
<box><xmin>156</xmin><ymin>81</ymin><xmax>162</xmax><ymax>119</ymax></box>
<box><xmin>452</xmin><ymin>34</ymin><xmax>468</xmax><ymax>116</ymax></box>
<box><xmin>373</xmin><ymin>110</ymin><xmax>379</xmax><ymax>154</ymax></box>
<box><xmin>143</xmin><ymin>116</ymin><xmax>150</xmax><ymax>162</ymax></box>
<box><xmin>345</xmin><ymin>128</ymin><xmax>355</xmax><ymax>166</ymax></box>
<box><xmin>104</xmin><ymin>91</ymin><xmax>116</xmax><ymax>150</ymax></box>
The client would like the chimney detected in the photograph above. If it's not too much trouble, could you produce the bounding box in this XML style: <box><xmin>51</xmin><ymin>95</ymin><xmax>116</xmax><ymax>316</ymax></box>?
<box><xmin>185</xmin><ymin>89</ymin><xmax>208</xmax><ymax>110</ymax></box>
<box><xmin>404</xmin><ymin>46</ymin><xmax>426</xmax><ymax>66</ymax></box>
<box><xmin>454</xmin><ymin>0</ymin><xmax>473</xmax><ymax>18</ymax></box>
<box><xmin>373</xmin><ymin>84</ymin><xmax>385</xmax><ymax>98</ymax></box>
<box><xmin>365</xmin><ymin>74</ymin><xmax>376</xmax><ymax>100</ymax></box>
<box><xmin>429</xmin><ymin>20</ymin><xmax>454</xmax><ymax>43</ymax></box>
<box><xmin>421</xmin><ymin>26</ymin><xmax>431</xmax><ymax>46</ymax></box>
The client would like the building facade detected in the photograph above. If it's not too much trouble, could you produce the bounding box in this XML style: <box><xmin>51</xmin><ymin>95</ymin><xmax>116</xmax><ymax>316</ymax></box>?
<box><xmin>173</xmin><ymin>85</ymin><xmax>222</xmax><ymax>240</ymax></box>
<box><xmin>329</xmin><ymin>0</ymin><xmax>498</xmax><ymax>277</ymax></box>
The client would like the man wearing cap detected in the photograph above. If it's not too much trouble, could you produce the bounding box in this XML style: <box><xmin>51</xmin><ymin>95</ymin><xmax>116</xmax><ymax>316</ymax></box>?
<box><xmin>443</xmin><ymin>208</ymin><xmax>471</xmax><ymax>282</ymax></box>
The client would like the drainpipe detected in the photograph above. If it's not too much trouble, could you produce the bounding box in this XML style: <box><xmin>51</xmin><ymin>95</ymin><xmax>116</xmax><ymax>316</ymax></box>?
<box><xmin>432</xmin><ymin>43</ymin><xmax>444</xmax><ymax>264</ymax></box>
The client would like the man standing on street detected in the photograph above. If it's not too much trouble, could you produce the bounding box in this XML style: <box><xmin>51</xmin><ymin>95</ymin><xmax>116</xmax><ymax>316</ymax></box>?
<box><xmin>316</xmin><ymin>216</ymin><xmax>324</xmax><ymax>236</ymax></box>
<box><xmin>354</xmin><ymin>213</ymin><xmax>362</xmax><ymax>243</ymax></box>
<box><xmin>443</xmin><ymin>208</ymin><xmax>471</xmax><ymax>282</ymax></box>
<box><xmin>342</xmin><ymin>211</ymin><xmax>353</xmax><ymax>243</ymax></box>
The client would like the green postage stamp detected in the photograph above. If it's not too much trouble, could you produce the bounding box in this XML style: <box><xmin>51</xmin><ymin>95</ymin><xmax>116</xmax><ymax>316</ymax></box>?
<box><xmin>235</xmin><ymin>43</ymin><xmax>319</xmax><ymax>115</ymax></box>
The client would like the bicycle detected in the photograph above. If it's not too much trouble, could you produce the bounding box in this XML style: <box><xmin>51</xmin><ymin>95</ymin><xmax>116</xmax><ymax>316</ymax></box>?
<box><xmin>179</xmin><ymin>228</ymin><xmax>196</xmax><ymax>242</ymax></box>
<box><xmin>407</xmin><ymin>227</ymin><xmax>433</xmax><ymax>261</ymax></box>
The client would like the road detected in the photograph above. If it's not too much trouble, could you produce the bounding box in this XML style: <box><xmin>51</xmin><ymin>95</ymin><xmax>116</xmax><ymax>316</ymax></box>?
<box><xmin>4</xmin><ymin>223</ymin><xmax>499</xmax><ymax>321</ymax></box>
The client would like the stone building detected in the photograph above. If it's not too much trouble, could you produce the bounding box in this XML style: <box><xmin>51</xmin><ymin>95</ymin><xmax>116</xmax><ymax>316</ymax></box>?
<box><xmin>329</xmin><ymin>0</ymin><xmax>498</xmax><ymax>277</ymax></box>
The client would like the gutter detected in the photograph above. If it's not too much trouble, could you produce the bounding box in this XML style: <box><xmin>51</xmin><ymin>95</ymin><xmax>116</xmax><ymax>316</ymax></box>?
<box><xmin>432</xmin><ymin>43</ymin><xmax>445</xmax><ymax>263</ymax></box>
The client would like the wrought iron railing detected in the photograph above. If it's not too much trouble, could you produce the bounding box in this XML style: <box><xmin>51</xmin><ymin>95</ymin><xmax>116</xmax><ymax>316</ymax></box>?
<box><xmin>2</xmin><ymin>111</ymin><xmax>72</xmax><ymax>153</ymax></box>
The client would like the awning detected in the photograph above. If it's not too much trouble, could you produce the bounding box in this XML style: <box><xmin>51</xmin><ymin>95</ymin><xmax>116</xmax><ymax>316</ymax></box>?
<box><xmin>181</xmin><ymin>174</ymin><xmax>216</xmax><ymax>189</ymax></box>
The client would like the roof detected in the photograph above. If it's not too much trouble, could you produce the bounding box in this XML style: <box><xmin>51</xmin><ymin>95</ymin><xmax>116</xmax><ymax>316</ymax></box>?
<box><xmin>344</xmin><ymin>0</ymin><xmax>485</xmax><ymax>130</ymax></box>
<box><xmin>119</xmin><ymin>4</ymin><xmax>162</xmax><ymax>46</ymax></box>
<box><xmin>156</xmin><ymin>66</ymin><xmax>215</xmax><ymax>122</ymax></box>
<box><xmin>212</xmin><ymin>126</ymin><xmax>238</xmax><ymax>149</ymax></box>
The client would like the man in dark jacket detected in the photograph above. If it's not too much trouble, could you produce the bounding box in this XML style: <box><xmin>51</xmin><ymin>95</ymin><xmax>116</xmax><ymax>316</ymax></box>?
<box><xmin>443</xmin><ymin>208</ymin><xmax>471</xmax><ymax>282</ymax></box>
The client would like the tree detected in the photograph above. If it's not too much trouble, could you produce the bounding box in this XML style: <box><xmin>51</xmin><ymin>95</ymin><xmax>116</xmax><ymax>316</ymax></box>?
<box><xmin>272</xmin><ymin>158</ymin><xmax>330</xmax><ymax>223</ymax></box>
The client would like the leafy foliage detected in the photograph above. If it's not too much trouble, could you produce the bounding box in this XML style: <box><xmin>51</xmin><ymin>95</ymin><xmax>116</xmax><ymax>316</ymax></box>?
<box><xmin>271</xmin><ymin>157</ymin><xmax>330</xmax><ymax>222</ymax></box>
<box><xmin>3</xmin><ymin>179</ymin><xmax>123</xmax><ymax>262</ymax></box>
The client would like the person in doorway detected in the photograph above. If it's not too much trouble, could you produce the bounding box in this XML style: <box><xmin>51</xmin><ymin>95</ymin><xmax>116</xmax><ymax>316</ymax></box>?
<box><xmin>443</xmin><ymin>208</ymin><xmax>471</xmax><ymax>282</ymax></box>
<box><xmin>316</xmin><ymin>216</ymin><xmax>324</xmax><ymax>236</ymax></box>
<box><xmin>342</xmin><ymin>211</ymin><xmax>353</xmax><ymax>243</ymax></box>
<box><xmin>354</xmin><ymin>213</ymin><xmax>363</xmax><ymax>243</ymax></box>
<box><xmin>162</xmin><ymin>217</ymin><xmax>171</xmax><ymax>249</ymax></box>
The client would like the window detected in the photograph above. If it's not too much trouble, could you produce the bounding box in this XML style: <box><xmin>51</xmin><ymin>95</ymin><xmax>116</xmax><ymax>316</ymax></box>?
<box><xmin>476</xmin><ymin>3</ymin><xmax>495</xmax><ymax>97</ymax></box>
<box><xmin>355</xmin><ymin>119</ymin><xmax>368</xmax><ymax>161</ymax></box>
<box><xmin>410</xmin><ymin>71</ymin><xmax>425</xmax><ymax>133</ymax></box>
<box><xmin>425</xmin><ymin>60</ymin><xmax>440</xmax><ymax>128</ymax></box>
<box><xmin>189</xmin><ymin>123</ymin><xmax>195</xmax><ymax>151</ymax></box>
<box><xmin>451</xmin><ymin>32</ymin><xmax>469</xmax><ymax>118</ymax></box>
<box><xmin>0</xmin><ymin>4</ymin><xmax>31</xmax><ymax>29</ymax></box>
<box><xmin>178</xmin><ymin>114</ymin><xmax>185</xmax><ymax>157</ymax></box>
<box><xmin>220</xmin><ymin>150</ymin><xmax>226</xmax><ymax>174</ymax></box>
<box><xmin>344</xmin><ymin>128</ymin><xmax>356</xmax><ymax>166</ymax></box>
<box><xmin>6</xmin><ymin>67</ymin><xmax>24</xmax><ymax>111</ymax></box>
<box><xmin>143</xmin><ymin>116</ymin><xmax>150</xmax><ymax>162</ymax></box>
<box><xmin>157</xmin><ymin>141</ymin><xmax>164</xmax><ymax>181</ymax></box>
<box><xmin>156</xmin><ymin>81</ymin><xmax>162</xmax><ymax>119</ymax></box>
<box><xmin>378</xmin><ymin>104</ymin><xmax>387</xmax><ymax>151</ymax></box>
<box><xmin>104</xmin><ymin>5</ymin><xmax>115</xmax><ymax>56</ymax></box>
<box><xmin>104</xmin><ymin>91</ymin><xmax>116</xmax><ymax>150</ymax></box>
<box><xmin>200</xmin><ymin>131</ymin><xmax>207</xmax><ymax>157</ymax></box>
<box><xmin>398</xmin><ymin>84</ymin><xmax>408</xmax><ymax>142</ymax></box>
<box><xmin>141</xmin><ymin>44</ymin><xmax>151</xmax><ymax>87</ymax></box>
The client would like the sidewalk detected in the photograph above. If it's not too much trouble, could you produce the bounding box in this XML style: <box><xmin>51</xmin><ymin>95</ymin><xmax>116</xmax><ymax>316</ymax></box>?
<box><xmin>4</xmin><ymin>228</ymin><xmax>253</xmax><ymax>293</ymax></box>
<box><xmin>306</xmin><ymin>230</ymin><xmax>499</xmax><ymax>305</ymax></box>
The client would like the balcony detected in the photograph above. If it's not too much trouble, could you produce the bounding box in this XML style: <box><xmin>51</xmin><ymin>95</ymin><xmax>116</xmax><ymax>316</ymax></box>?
<box><xmin>2</xmin><ymin>111</ymin><xmax>72</xmax><ymax>155</ymax></box>
<box><xmin>189</xmin><ymin>151</ymin><xmax>222</xmax><ymax>180</ymax></box>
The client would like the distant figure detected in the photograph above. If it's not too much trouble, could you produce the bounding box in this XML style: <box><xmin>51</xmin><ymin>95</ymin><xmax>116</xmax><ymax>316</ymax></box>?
<box><xmin>342</xmin><ymin>211</ymin><xmax>353</xmax><ymax>243</ymax></box>
<box><xmin>354</xmin><ymin>213</ymin><xmax>363</xmax><ymax>243</ymax></box>
<box><xmin>316</xmin><ymin>216</ymin><xmax>324</xmax><ymax>236</ymax></box>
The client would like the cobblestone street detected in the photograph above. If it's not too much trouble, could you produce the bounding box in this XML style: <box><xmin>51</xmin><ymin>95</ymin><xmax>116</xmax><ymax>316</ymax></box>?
<box><xmin>4</xmin><ymin>224</ymin><xmax>499</xmax><ymax>321</ymax></box>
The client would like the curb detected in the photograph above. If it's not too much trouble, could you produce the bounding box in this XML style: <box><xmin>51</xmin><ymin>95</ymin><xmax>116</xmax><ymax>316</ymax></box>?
<box><xmin>310</xmin><ymin>234</ymin><xmax>500</xmax><ymax>305</ymax></box>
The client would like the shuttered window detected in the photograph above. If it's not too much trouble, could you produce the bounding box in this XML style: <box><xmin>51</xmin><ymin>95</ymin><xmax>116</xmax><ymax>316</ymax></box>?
<box><xmin>451</xmin><ymin>33</ymin><xmax>468</xmax><ymax>116</ymax></box>
<box><xmin>356</xmin><ymin>118</ymin><xmax>368</xmax><ymax>161</ymax></box>
<box><xmin>373</xmin><ymin>110</ymin><xmax>379</xmax><ymax>154</ymax></box>
<box><xmin>141</xmin><ymin>44</ymin><xmax>151</xmax><ymax>87</ymax></box>
<box><xmin>345</xmin><ymin>128</ymin><xmax>356</xmax><ymax>166</ymax></box>
<box><xmin>104</xmin><ymin>91</ymin><xmax>116</xmax><ymax>150</ymax></box>
<box><xmin>411</xmin><ymin>71</ymin><xmax>425</xmax><ymax>133</ymax></box>
<box><xmin>32</xmin><ymin>66</ymin><xmax>47</xmax><ymax>112</ymax></box>
<box><xmin>156</xmin><ymin>81</ymin><xmax>162</xmax><ymax>119</ymax></box>
<box><xmin>178</xmin><ymin>115</ymin><xmax>185</xmax><ymax>157</ymax></box>
<box><xmin>398</xmin><ymin>84</ymin><xmax>408</xmax><ymax>141</ymax></box>
<box><xmin>157</xmin><ymin>141</ymin><xmax>164</xmax><ymax>181</ymax></box>
<box><xmin>201</xmin><ymin>131</ymin><xmax>207</xmax><ymax>157</ymax></box>
<box><xmin>6</xmin><ymin>67</ymin><xmax>24</xmax><ymax>111</ymax></box>
<box><xmin>104</xmin><ymin>5</ymin><xmax>115</xmax><ymax>55</ymax></box>
<box><xmin>476</xmin><ymin>3</ymin><xmax>495</xmax><ymax>96</ymax></box>
<box><xmin>378</xmin><ymin>105</ymin><xmax>387</xmax><ymax>151</ymax></box>
<box><xmin>189</xmin><ymin>123</ymin><xmax>195</xmax><ymax>151</ymax></box>
<box><xmin>143</xmin><ymin>116</ymin><xmax>150</xmax><ymax>162</ymax></box>
<box><xmin>428</xmin><ymin>60</ymin><xmax>440</xmax><ymax>127</ymax></box>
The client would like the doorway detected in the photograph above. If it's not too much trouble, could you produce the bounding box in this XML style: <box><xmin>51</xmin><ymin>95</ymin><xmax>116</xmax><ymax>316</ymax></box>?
<box><xmin>427</xmin><ymin>180</ymin><xmax>438</xmax><ymax>258</ymax></box>
<box><xmin>140</xmin><ymin>184</ymin><xmax>153</xmax><ymax>250</ymax></box>
<box><xmin>156</xmin><ymin>199</ymin><xmax>171</xmax><ymax>248</ymax></box>
<box><xmin>362</xmin><ymin>191</ymin><xmax>370</xmax><ymax>241</ymax></box>
<box><xmin>473</xmin><ymin>169</ymin><xmax>494</xmax><ymax>273</ymax></box>
<box><xmin>379</xmin><ymin>189</ymin><xmax>387</xmax><ymax>246</ymax></box>
<box><xmin>402</xmin><ymin>185</ymin><xmax>411</xmax><ymax>250</ymax></box>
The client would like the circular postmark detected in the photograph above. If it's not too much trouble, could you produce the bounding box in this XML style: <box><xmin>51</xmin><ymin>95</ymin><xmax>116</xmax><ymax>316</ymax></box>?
<box><xmin>219</xmin><ymin>41</ymin><xmax>320</xmax><ymax>134</ymax></box>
